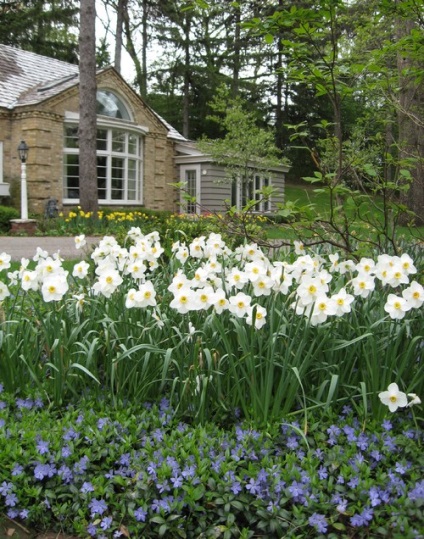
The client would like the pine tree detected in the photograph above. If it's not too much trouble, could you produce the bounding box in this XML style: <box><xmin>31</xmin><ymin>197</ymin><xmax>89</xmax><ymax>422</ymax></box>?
<box><xmin>0</xmin><ymin>0</ymin><xmax>79</xmax><ymax>62</ymax></box>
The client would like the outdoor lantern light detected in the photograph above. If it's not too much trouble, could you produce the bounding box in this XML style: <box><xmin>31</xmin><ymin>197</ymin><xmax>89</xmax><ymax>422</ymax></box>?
<box><xmin>17</xmin><ymin>140</ymin><xmax>29</xmax><ymax>220</ymax></box>
<box><xmin>18</xmin><ymin>140</ymin><xmax>29</xmax><ymax>163</ymax></box>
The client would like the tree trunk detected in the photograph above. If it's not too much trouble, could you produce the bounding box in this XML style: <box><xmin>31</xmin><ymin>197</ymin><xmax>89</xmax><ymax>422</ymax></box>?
<box><xmin>397</xmin><ymin>18</ymin><xmax>424</xmax><ymax>226</ymax></box>
<box><xmin>78</xmin><ymin>0</ymin><xmax>98</xmax><ymax>214</ymax></box>
<box><xmin>231</xmin><ymin>3</ymin><xmax>241</xmax><ymax>97</ymax></box>
<box><xmin>141</xmin><ymin>0</ymin><xmax>148</xmax><ymax>96</ymax></box>
<box><xmin>114</xmin><ymin>0</ymin><xmax>126</xmax><ymax>73</ymax></box>
<box><xmin>123</xmin><ymin>4</ymin><xmax>145</xmax><ymax>94</ymax></box>
<box><xmin>182</xmin><ymin>13</ymin><xmax>191</xmax><ymax>139</ymax></box>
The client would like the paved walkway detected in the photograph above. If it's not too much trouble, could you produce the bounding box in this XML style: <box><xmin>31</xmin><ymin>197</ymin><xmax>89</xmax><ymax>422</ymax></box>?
<box><xmin>0</xmin><ymin>236</ymin><xmax>100</xmax><ymax>261</ymax></box>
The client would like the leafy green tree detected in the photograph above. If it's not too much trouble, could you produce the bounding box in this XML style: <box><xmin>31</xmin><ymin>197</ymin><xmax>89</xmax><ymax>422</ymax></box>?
<box><xmin>197</xmin><ymin>86</ymin><xmax>285</xmax><ymax>213</ymax></box>
<box><xmin>0</xmin><ymin>0</ymin><xmax>79</xmax><ymax>62</ymax></box>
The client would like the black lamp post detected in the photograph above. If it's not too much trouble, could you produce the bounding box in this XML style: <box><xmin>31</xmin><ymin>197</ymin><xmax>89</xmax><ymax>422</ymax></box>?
<box><xmin>17</xmin><ymin>140</ymin><xmax>29</xmax><ymax>219</ymax></box>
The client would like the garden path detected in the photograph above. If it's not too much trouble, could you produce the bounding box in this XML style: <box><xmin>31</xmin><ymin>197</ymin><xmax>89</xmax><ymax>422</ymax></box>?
<box><xmin>0</xmin><ymin>236</ymin><xmax>100</xmax><ymax>261</ymax></box>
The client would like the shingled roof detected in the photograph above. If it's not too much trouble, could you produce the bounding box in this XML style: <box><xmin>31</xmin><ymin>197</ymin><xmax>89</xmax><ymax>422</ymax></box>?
<box><xmin>0</xmin><ymin>44</ymin><xmax>187</xmax><ymax>142</ymax></box>
<box><xmin>0</xmin><ymin>44</ymin><xmax>79</xmax><ymax>109</ymax></box>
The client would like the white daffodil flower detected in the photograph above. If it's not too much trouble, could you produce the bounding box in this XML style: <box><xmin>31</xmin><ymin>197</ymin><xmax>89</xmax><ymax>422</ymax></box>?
<box><xmin>378</xmin><ymin>383</ymin><xmax>408</xmax><ymax>412</ymax></box>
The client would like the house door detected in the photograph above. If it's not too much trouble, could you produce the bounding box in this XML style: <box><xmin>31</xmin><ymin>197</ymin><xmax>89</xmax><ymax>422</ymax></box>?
<box><xmin>180</xmin><ymin>165</ymin><xmax>201</xmax><ymax>214</ymax></box>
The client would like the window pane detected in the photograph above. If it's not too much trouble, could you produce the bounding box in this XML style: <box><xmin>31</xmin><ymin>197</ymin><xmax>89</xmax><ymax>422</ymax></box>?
<box><xmin>185</xmin><ymin>169</ymin><xmax>197</xmax><ymax>214</ymax></box>
<box><xmin>127</xmin><ymin>189</ymin><xmax>136</xmax><ymax>200</ymax></box>
<box><xmin>128</xmin><ymin>134</ymin><xmax>138</xmax><ymax>155</ymax></box>
<box><xmin>65</xmin><ymin>126</ymin><xmax>79</xmax><ymax>149</ymax></box>
<box><xmin>112</xmin><ymin>131</ymin><xmax>125</xmax><ymax>153</ymax></box>
<box><xmin>97</xmin><ymin>129</ymin><xmax>108</xmax><ymax>151</ymax></box>
<box><xmin>64</xmin><ymin>154</ymin><xmax>79</xmax><ymax>198</ymax></box>
<box><xmin>231</xmin><ymin>181</ymin><xmax>237</xmax><ymax>208</ymax></box>
<box><xmin>111</xmin><ymin>157</ymin><xmax>124</xmax><ymax>199</ymax></box>
<box><xmin>97</xmin><ymin>90</ymin><xmax>131</xmax><ymax>120</ymax></box>
<box><xmin>255</xmin><ymin>175</ymin><xmax>261</xmax><ymax>201</ymax></box>
<box><xmin>97</xmin><ymin>156</ymin><xmax>107</xmax><ymax>200</ymax></box>
<box><xmin>127</xmin><ymin>160</ymin><xmax>137</xmax><ymax>200</ymax></box>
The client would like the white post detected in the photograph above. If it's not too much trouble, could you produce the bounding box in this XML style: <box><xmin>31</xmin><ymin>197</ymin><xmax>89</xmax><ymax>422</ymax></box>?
<box><xmin>21</xmin><ymin>160</ymin><xmax>28</xmax><ymax>220</ymax></box>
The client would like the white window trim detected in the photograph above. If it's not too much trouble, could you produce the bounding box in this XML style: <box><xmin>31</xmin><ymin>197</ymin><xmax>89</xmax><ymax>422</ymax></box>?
<box><xmin>180</xmin><ymin>164</ymin><xmax>201</xmax><ymax>215</ymax></box>
<box><xmin>64</xmin><ymin>112</ymin><xmax>149</xmax><ymax>135</ymax></box>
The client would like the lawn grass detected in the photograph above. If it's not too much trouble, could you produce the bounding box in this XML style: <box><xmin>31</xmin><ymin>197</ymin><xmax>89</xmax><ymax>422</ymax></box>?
<box><xmin>265</xmin><ymin>182</ymin><xmax>424</xmax><ymax>244</ymax></box>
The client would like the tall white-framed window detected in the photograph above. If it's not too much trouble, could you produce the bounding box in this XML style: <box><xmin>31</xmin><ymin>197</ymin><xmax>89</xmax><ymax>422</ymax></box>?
<box><xmin>63</xmin><ymin>89</ymin><xmax>145</xmax><ymax>205</ymax></box>
<box><xmin>0</xmin><ymin>142</ymin><xmax>3</xmax><ymax>183</ymax></box>
<box><xmin>0</xmin><ymin>141</ymin><xmax>9</xmax><ymax>197</ymax></box>
<box><xmin>63</xmin><ymin>125</ymin><xmax>144</xmax><ymax>204</ymax></box>
<box><xmin>231</xmin><ymin>174</ymin><xmax>271</xmax><ymax>212</ymax></box>
<box><xmin>180</xmin><ymin>165</ymin><xmax>201</xmax><ymax>214</ymax></box>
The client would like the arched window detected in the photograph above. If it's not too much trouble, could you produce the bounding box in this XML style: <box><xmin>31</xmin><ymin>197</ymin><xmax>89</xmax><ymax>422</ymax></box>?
<box><xmin>63</xmin><ymin>90</ymin><xmax>144</xmax><ymax>205</ymax></box>
<box><xmin>96</xmin><ymin>90</ymin><xmax>131</xmax><ymax>120</ymax></box>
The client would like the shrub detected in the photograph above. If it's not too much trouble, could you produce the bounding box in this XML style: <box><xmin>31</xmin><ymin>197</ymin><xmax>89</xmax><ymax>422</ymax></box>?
<box><xmin>0</xmin><ymin>205</ymin><xmax>19</xmax><ymax>232</ymax></box>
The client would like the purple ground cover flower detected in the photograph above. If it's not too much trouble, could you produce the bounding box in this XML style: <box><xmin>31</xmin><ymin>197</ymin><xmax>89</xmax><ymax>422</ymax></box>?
<box><xmin>7</xmin><ymin>509</ymin><xmax>19</xmax><ymax>519</ymax></box>
<box><xmin>34</xmin><ymin>463</ymin><xmax>56</xmax><ymax>480</ymax></box>
<box><xmin>408</xmin><ymin>481</ymin><xmax>424</xmax><ymax>501</ymax></box>
<box><xmin>5</xmin><ymin>493</ymin><xmax>18</xmax><ymax>507</ymax></box>
<box><xmin>246</xmin><ymin>478</ymin><xmax>261</xmax><ymax>495</ymax></box>
<box><xmin>81</xmin><ymin>481</ymin><xmax>94</xmax><ymax>493</ymax></box>
<box><xmin>89</xmin><ymin>498</ymin><xmax>108</xmax><ymax>517</ymax></box>
<box><xmin>11</xmin><ymin>464</ymin><xmax>23</xmax><ymax>476</ymax></box>
<box><xmin>63</xmin><ymin>427</ymin><xmax>79</xmax><ymax>441</ymax></box>
<box><xmin>309</xmin><ymin>512</ymin><xmax>328</xmax><ymax>534</ymax></box>
<box><xmin>286</xmin><ymin>435</ymin><xmax>299</xmax><ymax>449</ymax></box>
<box><xmin>100</xmin><ymin>516</ymin><xmax>113</xmax><ymax>530</ymax></box>
<box><xmin>171</xmin><ymin>475</ymin><xmax>183</xmax><ymax>488</ymax></box>
<box><xmin>58</xmin><ymin>465</ymin><xmax>73</xmax><ymax>484</ymax></box>
<box><xmin>134</xmin><ymin>507</ymin><xmax>147</xmax><ymax>522</ymax></box>
<box><xmin>0</xmin><ymin>481</ymin><xmax>13</xmax><ymax>495</ymax></box>
<box><xmin>97</xmin><ymin>418</ymin><xmax>109</xmax><ymax>430</ymax></box>
<box><xmin>350</xmin><ymin>506</ymin><xmax>374</xmax><ymax>527</ymax></box>
<box><xmin>36</xmin><ymin>439</ymin><xmax>50</xmax><ymax>455</ymax></box>
<box><xmin>62</xmin><ymin>445</ymin><xmax>72</xmax><ymax>458</ymax></box>
<box><xmin>382</xmin><ymin>419</ymin><xmax>393</xmax><ymax>431</ymax></box>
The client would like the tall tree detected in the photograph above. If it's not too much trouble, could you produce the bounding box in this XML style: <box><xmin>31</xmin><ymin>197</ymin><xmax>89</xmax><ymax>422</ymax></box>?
<box><xmin>78</xmin><ymin>0</ymin><xmax>98</xmax><ymax>214</ymax></box>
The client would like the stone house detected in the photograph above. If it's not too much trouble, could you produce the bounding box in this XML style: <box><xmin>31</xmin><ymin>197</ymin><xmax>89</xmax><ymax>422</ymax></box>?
<box><xmin>0</xmin><ymin>44</ymin><xmax>288</xmax><ymax>216</ymax></box>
